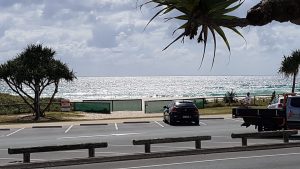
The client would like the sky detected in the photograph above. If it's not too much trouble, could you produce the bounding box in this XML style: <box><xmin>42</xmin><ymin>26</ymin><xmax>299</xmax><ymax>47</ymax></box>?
<box><xmin>0</xmin><ymin>0</ymin><xmax>299</xmax><ymax>76</ymax></box>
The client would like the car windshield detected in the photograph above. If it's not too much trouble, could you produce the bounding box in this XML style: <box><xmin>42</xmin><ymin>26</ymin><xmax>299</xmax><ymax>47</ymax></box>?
<box><xmin>290</xmin><ymin>98</ymin><xmax>300</xmax><ymax>107</ymax></box>
<box><xmin>175</xmin><ymin>101</ymin><xmax>195</xmax><ymax>107</ymax></box>
<box><xmin>279</xmin><ymin>99</ymin><xmax>284</xmax><ymax>104</ymax></box>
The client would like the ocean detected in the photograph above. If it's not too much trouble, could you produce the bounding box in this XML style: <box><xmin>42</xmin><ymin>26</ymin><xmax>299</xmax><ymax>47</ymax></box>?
<box><xmin>0</xmin><ymin>76</ymin><xmax>298</xmax><ymax>101</ymax></box>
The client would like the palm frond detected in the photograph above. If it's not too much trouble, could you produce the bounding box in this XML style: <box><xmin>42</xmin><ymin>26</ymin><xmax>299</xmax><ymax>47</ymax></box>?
<box><xmin>141</xmin><ymin>0</ymin><xmax>245</xmax><ymax>68</ymax></box>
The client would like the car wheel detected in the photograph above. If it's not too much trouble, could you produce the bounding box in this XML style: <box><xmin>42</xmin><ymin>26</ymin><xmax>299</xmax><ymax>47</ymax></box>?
<box><xmin>194</xmin><ymin>119</ymin><xmax>199</xmax><ymax>126</ymax></box>
<box><xmin>169</xmin><ymin>117</ymin><xmax>175</xmax><ymax>125</ymax></box>
<box><xmin>163</xmin><ymin>113</ymin><xmax>167</xmax><ymax>123</ymax></box>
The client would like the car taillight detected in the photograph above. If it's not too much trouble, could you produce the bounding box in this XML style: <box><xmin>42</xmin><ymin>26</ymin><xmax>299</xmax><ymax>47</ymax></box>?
<box><xmin>278</xmin><ymin>104</ymin><xmax>282</xmax><ymax>108</ymax></box>
<box><xmin>171</xmin><ymin>107</ymin><xmax>177</xmax><ymax>112</ymax></box>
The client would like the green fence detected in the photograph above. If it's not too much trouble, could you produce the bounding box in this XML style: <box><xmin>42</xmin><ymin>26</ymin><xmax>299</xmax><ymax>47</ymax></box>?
<box><xmin>144</xmin><ymin>98</ymin><xmax>205</xmax><ymax>114</ymax></box>
<box><xmin>73</xmin><ymin>102</ymin><xmax>110</xmax><ymax>113</ymax></box>
<box><xmin>83</xmin><ymin>99</ymin><xmax>142</xmax><ymax>112</ymax></box>
<box><xmin>145</xmin><ymin>100</ymin><xmax>172</xmax><ymax>114</ymax></box>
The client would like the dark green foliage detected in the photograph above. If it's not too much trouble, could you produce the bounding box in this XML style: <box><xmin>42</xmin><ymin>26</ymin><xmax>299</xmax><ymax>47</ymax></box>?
<box><xmin>278</xmin><ymin>49</ymin><xmax>300</xmax><ymax>93</ymax></box>
<box><xmin>0</xmin><ymin>93</ymin><xmax>62</xmax><ymax>115</ymax></box>
<box><xmin>141</xmin><ymin>0</ymin><xmax>245</xmax><ymax>67</ymax></box>
<box><xmin>223</xmin><ymin>90</ymin><xmax>236</xmax><ymax>105</ymax></box>
<box><xmin>270</xmin><ymin>91</ymin><xmax>276</xmax><ymax>103</ymax></box>
<box><xmin>0</xmin><ymin>44</ymin><xmax>76</xmax><ymax>120</ymax></box>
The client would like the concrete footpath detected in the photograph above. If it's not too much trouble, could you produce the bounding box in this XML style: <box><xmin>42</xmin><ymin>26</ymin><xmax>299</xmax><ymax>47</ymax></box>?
<box><xmin>0</xmin><ymin>111</ymin><xmax>232</xmax><ymax>129</ymax></box>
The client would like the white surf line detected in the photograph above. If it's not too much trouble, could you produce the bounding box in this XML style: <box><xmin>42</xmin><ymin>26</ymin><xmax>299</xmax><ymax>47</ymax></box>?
<box><xmin>199</xmin><ymin>122</ymin><xmax>207</xmax><ymax>125</ymax></box>
<box><xmin>154</xmin><ymin>121</ymin><xmax>164</xmax><ymax>128</ymax></box>
<box><xmin>116</xmin><ymin>152</ymin><xmax>300</xmax><ymax>169</ymax></box>
<box><xmin>64</xmin><ymin>125</ymin><xmax>73</xmax><ymax>133</ymax></box>
<box><xmin>58</xmin><ymin>133</ymin><xmax>140</xmax><ymax>140</ymax></box>
<box><xmin>115</xmin><ymin>123</ymin><xmax>118</xmax><ymax>130</ymax></box>
<box><xmin>6</xmin><ymin>128</ymin><xmax>24</xmax><ymax>137</ymax></box>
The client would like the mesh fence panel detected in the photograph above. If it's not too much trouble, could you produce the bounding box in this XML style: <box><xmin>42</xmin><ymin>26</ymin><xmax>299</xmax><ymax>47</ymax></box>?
<box><xmin>145</xmin><ymin>98</ymin><xmax>205</xmax><ymax>113</ymax></box>
<box><xmin>73</xmin><ymin>102</ymin><xmax>110</xmax><ymax>113</ymax></box>
<box><xmin>145</xmin><ymin>100</ymin><xmax>172</xmax><ymax>113</ymax></box>
<box><xmin>112</xmin><ymin>100</ymin><xmax>142</xmax><ymax>111</ymax></box>
<box><xmin>193</xmin><ymin>98</ymin><xmax>205</xmax><ymax>109</ymax></box>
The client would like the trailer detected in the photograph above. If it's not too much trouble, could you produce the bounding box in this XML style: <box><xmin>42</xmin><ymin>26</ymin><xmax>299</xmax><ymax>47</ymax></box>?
<box><xmin>232</xmin><ymin>94</ymin><xmax>300</xmax><ymax>131</ymax></box>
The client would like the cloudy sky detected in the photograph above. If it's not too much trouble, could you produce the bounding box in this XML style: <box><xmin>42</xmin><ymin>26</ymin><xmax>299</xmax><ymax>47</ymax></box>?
<box><xmin>0</xmin><ymin>0</ymin><xmax>299</xmax><ymax>76</ymax></box>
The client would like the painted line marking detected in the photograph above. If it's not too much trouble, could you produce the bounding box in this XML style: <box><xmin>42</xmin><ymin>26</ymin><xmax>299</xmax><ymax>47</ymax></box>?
<box><xmin>112</xmin><ymin>133</ymin><xmax>139</xmax><ymax>136</ymax></box>
<box><xmin>116</xmin><ymin>152</ymin><xmax>300</xmax><ymax>169</ymax></box>
<box><xmin>154</xmin><ymin>121</ymin><xmax>164</xmax><ymax>128</ymax></box>
<box><xmin>6</xmin><ymin>128</ymin><xmax>25</xmax><ymax>137</ymax></box>
<box><xmin>65</xmin><ymin>125</ymin><xmax>73</xmax><ymax>133</ymax></box>
<box><xmin>212</xmin><ymin>136</ymin><xmax>228</xmax><ymax>138</ymax></box>
<box><xmin>226</xmin><ymin>118</ymin><xmax>244</xmax><ymax>123</ymax></box>
<box><xmin>199</xmin><ymin>122</ymin><xmax>207</xmax><ymax>126</ymax></box>
<box><xmin>95</xmin><ymin>152</ymin><xmax>130</xmax><ymax>155</ymax></box>
<box><xmin>58</xmin><ymin>133</ymin><xmax>140</xmax><ymax>140</ymax></box>
<box><xmin>115</xmin><ymin>123</ymin><xmax>118</xmax><ymax>130</ymax></box>
<box><xmin>210</xmin><ymin>141</ymin><xmax>241</xmax><ymax>144</ymax></box>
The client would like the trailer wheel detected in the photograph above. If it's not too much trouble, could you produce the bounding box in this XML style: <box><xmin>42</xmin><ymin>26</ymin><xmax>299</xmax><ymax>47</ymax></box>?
<box><xmin>258</xmin><ymin>125</ymin><xmax>263</xmax><ymax>132</ymax></box>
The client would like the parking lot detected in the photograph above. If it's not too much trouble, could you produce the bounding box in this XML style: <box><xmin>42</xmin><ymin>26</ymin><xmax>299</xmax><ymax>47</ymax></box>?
<box><xmin>0</xmin><ymin>117</ymin><xmax>295</xmax><ymax>166</ymax></box>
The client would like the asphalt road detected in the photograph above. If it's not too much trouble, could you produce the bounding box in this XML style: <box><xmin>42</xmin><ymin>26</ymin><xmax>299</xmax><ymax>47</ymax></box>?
<box><xmin>52</xmin><ymin>148</ymin><xmax>300</xmax><ymax>169</ymax></box>
<box><xmin>0</xmin><ymin>117</ymin><xmax>298</xmax><ymax>168</ymax></box>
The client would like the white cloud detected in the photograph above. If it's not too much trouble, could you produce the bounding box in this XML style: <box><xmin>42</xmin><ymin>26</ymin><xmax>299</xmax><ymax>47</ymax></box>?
<box><xmin>0</xmin><ymin>0</ymin><xmax>299</xmax><ymax>76</ymax></box>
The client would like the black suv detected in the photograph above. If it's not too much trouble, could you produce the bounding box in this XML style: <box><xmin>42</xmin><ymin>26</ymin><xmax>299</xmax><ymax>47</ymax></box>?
<box><xmin>163</xmin><ymin>100</ymin><xmax>199</xmax><ymax>125</ymax></box>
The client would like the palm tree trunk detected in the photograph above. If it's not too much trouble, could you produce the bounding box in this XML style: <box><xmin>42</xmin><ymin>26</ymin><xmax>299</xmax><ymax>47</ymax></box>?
<box><xmin>292</xmin><ymin>73</ymin><xmax>296</xmax><ymax>93</ymax></box>
<box><xmin>34</xmin><ymin>85</ymin><xmax>41</xmax><ymax>120</ymax></box>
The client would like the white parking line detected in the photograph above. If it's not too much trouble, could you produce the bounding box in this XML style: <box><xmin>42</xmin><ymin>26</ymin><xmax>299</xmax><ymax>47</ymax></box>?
<box><xmin>226</xmin><ymin>118</ymin><xmax>244</xmax><ymax>123</ymax></box>
<box><xmin>6</xmin><ymin>128</ymin><xmax>24</xmax><ymax>137</ymax></box>
<box><xmin>65</xmin><ymin>125</ymin><xmax>73</xmax><ymax>133</ymax></box>
<box><xmin>199</xmin><ymin>122</ymin><xmax>207</xmax><ymax>126</ymax></box>
<box><xmin>115</xmin><ymin>123</ymin><xmax>119</xmax><ymax>130</ymax></box>
<box><xmin>154</xmin><ymin>121</ymin><xmax>164</xmax><ymax>128</ymax></box>
<box><xmin>116</xmin><ymin>152</ymin><xmax>300</xmax><ymax>169</ymax></box>
<box><xmin>58</xmin><ymin>133</ymin><xmax>140</xmax><ymax>140</ymax></box>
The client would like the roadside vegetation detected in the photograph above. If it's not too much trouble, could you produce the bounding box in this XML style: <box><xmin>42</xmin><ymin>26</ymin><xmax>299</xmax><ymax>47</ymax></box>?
<box><xmin>0</xmin><ymin>92</ymin><xmax>272</xmax><ymax>123</ymax></box>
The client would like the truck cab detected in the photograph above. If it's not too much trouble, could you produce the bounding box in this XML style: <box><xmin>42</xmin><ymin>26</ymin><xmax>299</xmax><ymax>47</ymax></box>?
<box><xmin>286</xmin><ymin>96</ymin><xmax>300</xmax><ymax>128</ymax></box>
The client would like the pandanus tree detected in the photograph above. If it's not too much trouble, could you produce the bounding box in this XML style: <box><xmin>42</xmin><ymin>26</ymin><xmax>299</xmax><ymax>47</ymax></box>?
<box><xmin>279</xmin><ymin>50</ymin><xmax>300</xmax><ymax>93</ymax></box>
<box><xmin>141</xmin><ymin>0</ymin><xmax>300</xmax><ymax>66</ymax></box>
<box><xmin>0</xmin><ymin>44</ymin><xmax>76</xmax><ymax>120</ymax></box>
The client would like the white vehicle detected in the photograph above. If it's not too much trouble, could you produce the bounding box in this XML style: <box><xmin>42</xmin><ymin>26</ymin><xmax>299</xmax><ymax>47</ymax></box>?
<box><xmin>267</xmin><ymin>97</ymin><xmax>284</xmax><ymax>109</ymax></box>
<box><xmin>233</xmin><ymin>94</ymin><xmax>300</xmax><ymax>131</ymax></box>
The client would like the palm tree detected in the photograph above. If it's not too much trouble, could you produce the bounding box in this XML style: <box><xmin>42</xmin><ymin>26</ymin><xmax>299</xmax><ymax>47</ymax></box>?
<box><xmin>0</xmin><ymin>44</ymin><xmax>76</xmax><ymax>120</ymax></box>
<box><xmin>141</xmin><ymin>0</ymin><xmax>300</xmax><ymax>66</ymax></box>
<box><xmin>279</xmin><ymin>50</ymin><xmax>300</xmax><ymax>93</ymax></box>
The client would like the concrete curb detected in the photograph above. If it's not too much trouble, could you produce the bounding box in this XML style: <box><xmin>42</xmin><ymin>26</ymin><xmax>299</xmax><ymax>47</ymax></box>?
<box><xmin>32</xmin><ymin>126</ymin><xmax>62</xmax><ymax>128</ymax></box>
<box><xmin>0</xmin><ymin>128</ymin><xmax>10</xmax><ymax>131</ymax></box>
<box><xmin>123</xmin><ymin>121</ymin><xmax>150</xmax><ymax>124</ymax></box>
<box><xmin>2</xmin><ymin>142</ymin><xmax>300</xmax><ymax>169</ymax></box>
<box><xmin>79</xmin><ymin>123</ymin><xmax>108</xmax><ymax>126</ymax></box>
